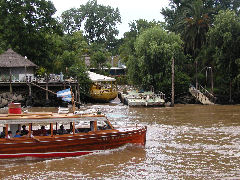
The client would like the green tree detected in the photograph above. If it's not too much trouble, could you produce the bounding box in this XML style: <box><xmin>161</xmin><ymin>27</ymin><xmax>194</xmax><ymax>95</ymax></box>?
<box><xmin>129</xmin><ymin>26</ymin><xmax>189</xmax><ymax>96</ymax></box>
<box><xmin>53</xmin><ymin>31</ymin><xmax>89</xmax><ymax>73</ymax></box>
<box><xmin>60</xmin><ymin>0</ymin><xmax>121</xmax><ymax>51</ymax></box>
<box><xmin>61</xmin><ymin>8</ymin><xmax>83</xmax><ymax>34</ymax></box>
<box><xmin>68</xmin><ymin>62</ymin><xmax>91</xmax><ymax>102</ymax></box>
<box><xmin>119</xmin><ymin>19</ymin><xmax>161</xmax><ymax>64</ymax></box>
<box><xmin>162</xmin><ymin>0</ymin><xmax>240</xmax><ymax>34</ymax></box>
<box><xmin>161</xmin><ymin>0</ymin><xmax>240</xmax><ymax>91</ymax></box>
<box><xmin>0</xmin><ymin>0</ymin><xmax>62</xmax><ymax>69</ymax></box>
<box><xmin>207</xmin><ymin>10</ymin><xmax>240</xmax><ymax>102</ymax></box>
<box><xmin>90</xmin><ymin>49</ymin><xmax>111</xmax><ymax>73</ymax></box>
<box><xmin>162</xmin><ymin>0</ymin><xmax>211</xmax><ymax>57</ymax></box>
<box><xmin>162</xmin><ymin>0</ymin><xmax>240</xmax><ymax>57</ymax></box>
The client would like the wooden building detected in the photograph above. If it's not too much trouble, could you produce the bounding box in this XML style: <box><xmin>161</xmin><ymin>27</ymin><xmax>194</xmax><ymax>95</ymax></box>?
<box><xmin>0</xmin><ymin>49</ymin><xmax>82</xmax><ymax>107</ymax></box>
<box><xmin>0</xmin><ymin>49</ymin><xmax>37</xmax><ymax>82</ymax></box>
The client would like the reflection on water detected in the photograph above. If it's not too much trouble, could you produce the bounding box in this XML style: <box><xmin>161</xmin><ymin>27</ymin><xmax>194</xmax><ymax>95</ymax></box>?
<box><xmin>1</xmin><ymin>104</ymin><xmax>240</xmax><ymax>179</ymax></box>
<box><xmin>1</xmin><ymin>145</ymin><xmax>146</xmax><ymax>179</ymax></box>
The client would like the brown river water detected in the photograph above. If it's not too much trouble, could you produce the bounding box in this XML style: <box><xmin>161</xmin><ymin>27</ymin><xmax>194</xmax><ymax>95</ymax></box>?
<box><xmin>0</xmin><ymin>103</ymin><xmax>240</xmax><ymax>179</ymax></box>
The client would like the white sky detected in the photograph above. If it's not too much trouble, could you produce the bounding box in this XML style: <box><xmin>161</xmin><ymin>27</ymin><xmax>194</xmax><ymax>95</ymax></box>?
<box><xmin>50</xmin><ymin>0</ymin><xmax>169</xmax><ymax>38</ymax></box>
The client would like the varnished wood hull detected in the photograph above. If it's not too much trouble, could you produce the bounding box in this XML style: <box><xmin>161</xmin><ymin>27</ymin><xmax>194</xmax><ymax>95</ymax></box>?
<box><xmin>0</xmin><ymin>126</ymin><xmax>147</xmax><ymax>159</ymax></box>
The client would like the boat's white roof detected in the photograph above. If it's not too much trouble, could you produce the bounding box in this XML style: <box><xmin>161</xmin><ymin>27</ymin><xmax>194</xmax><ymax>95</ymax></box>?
<box><xmin>88</xmin><ymin>71</ymin><xmax>116</xmax><ymax>82</ymax></box>
<box><xmin>0</xmin><ymin>114</ymin><xmax>108</xmax><ymax>125</ymax></box>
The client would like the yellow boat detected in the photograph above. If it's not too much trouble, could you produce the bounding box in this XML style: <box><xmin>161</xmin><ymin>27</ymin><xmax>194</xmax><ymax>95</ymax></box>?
<box><xmin>88</xmin><ymin>71</ymin><xmax>117</xmax><ymax>102</ymax></box>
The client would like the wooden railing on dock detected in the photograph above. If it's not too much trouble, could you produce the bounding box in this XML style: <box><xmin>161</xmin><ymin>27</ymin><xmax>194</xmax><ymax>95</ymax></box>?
<box><xmin>189</xmin><ymin>85</ymin><xmax>216</xmax><ymax>105</ymax></box>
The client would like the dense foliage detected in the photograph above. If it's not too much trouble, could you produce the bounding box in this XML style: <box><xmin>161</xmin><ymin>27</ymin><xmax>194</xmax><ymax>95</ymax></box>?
<box><xmin>0</xmin><ymin>0</ymin><xmax>62</xmax><ymax>70</ymax></box>
<box><xmin>127</xmin><ymin>26</ymin><xmax>190</xmax><ymax>97</ymax></box>
<box><xmin>161</xmin><ymin>0</ymin><xmax>240</xmax><ymax>103</ymax></box>
<box><xmin>1</xmin><ymin>0</ymin><xmax>240</xmax><ymax>103</ymax></box>
<box><xmin>207</xmin><ymin>10</ymin><xmax>240</xmax><ymax>101</ymax></box>
<box><xmin>60</xmin><ymin>0</ymin><xmax>121</xmax><ymax>51</ymax></box>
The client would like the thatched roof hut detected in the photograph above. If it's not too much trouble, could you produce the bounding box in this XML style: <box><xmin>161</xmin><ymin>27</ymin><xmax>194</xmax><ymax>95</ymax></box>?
<box><xmin>0</xmin><ymin>49</ymin><xmax>37</xmax><ymax>68</ymax></box>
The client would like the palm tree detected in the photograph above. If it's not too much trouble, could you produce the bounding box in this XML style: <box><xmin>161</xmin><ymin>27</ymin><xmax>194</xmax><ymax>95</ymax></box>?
<box><xmin>181</xmin><ymin>0</ymin><xmax>210</xmax><ymax>58</ymax></box>
<box><xmin>174</xmin><ymin>0</ymin><xmax>211</xmax><ymax>88</ymax></box>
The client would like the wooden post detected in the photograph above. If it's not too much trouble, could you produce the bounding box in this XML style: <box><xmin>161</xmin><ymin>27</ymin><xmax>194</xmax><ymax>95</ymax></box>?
<box><xmin>195</xmin><ymin>60</ymin><xmax>198</xmax><ymax>89</ymax></box>
<box><xmin>70</xmin><ymin>87</ymin><xmax>75</xmax><ymax>112</ymax></box>
<box><xmin>93</xmin><ymin>121</ymin><xmax>97</xmax><ymax>131</ymax></box>
<box><xmin>77</xmin><ymin>81</ymin><xmax>81</xmax><ymax>105</ymax></box>
<box><xmin>46</xmin><ymin>74</ymin><xmax>49</xmax><ymax>100</ymax></box>
<box><xmin>74</xmin><ymin>85</ymin><xmax>77</xmax><ymax>103</ymax></box>
<box><xmin>63</xmin><ymin>81</ymin><xmax>66</xmax><ymax>89</ymax></box>
<box><xmin>28</xmin><ymin>123</ymin><xmax>32</xmax><ymax>136</ymax></box>
<box><xmin>50</xmin><ymin>123</ymin><xmax>53</xmax><ymax>137</ymax></box>
<box><xmin>229</xmin><ymin>80</ymin><xmax>232</xmax><ymax>103</ymax></box>
<box><xmin>171</xmin><ymin>57</ymin><xmax>175</xmax><ymax>107</ymax></box>
<box><xmin>5</xmin><ymin>124</ymin><xmax>8</xmax><ymax>137</ymax></box>
<box><xmin>72</xmin><ymin>122</ymin><xmax>75</xmax><ymax>135</ymax></box>
<box><xmin>28</xmin><ymin>84</ymin><xmax>32</xmax><ymax>96</ymax></box>
<box><xmin>9</xmin><ymin>68</ymin><xmax>12</xmax><ymax>94</ymax></box>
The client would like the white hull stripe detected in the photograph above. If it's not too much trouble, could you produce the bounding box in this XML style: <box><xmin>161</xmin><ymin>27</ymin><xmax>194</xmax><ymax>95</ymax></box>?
<box><xmin>0</xmin><ymin>150</ymin><xmax>96</xmax><ymax>156</ymax></box>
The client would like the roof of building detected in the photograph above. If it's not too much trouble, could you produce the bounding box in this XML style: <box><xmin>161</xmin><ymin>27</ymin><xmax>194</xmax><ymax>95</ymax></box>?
<box><xmin>0</xmin><ymin>49</ymin><xmax>37</xmax><ymax>68</ymax></box>
<box><xmin>88</xmin><ymin>71</ymin><xmax>116</xmax><ymax>82</ymax></box>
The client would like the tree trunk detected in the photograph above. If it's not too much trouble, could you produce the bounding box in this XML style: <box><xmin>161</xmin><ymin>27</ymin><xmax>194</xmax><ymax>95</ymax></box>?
<box><xmin>229</xmin><ymin>80</ymin><xmax>232</xmax><ymax>103</ymax></box>
<box><xmin>171</xmin><ymin>57</ymin><xmax>175</xmax><ymax>107</ymax></box>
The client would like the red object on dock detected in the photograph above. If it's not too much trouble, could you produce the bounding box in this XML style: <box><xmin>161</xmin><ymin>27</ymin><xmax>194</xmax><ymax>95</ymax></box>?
<box><xmin>8</xmin><ymin>103</ymin><xmax>22</xmax><ymax>114</ymax></box>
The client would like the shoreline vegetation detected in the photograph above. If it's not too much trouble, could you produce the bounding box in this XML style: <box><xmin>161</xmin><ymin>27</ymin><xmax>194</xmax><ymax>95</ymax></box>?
<box><xmin>1</xmin><ymin>0</ymin><xmax>240</xmax><ymax>105</ymax></box>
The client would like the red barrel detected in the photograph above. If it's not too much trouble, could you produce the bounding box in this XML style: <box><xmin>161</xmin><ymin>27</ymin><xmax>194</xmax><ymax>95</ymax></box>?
<box><xmin>8</xmin><ymin>103</ymin><xmax>22</xmax><ymax>114</ymax></box>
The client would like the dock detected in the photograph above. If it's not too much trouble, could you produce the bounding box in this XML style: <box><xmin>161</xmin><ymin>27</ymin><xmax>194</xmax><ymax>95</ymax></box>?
<box><xmin>119</xmin><ymin>90</ymin><xmax>165</xmax><ymax>107</ymax></box>
<box><xmin>0</xmin><ymin>78</ymin><xmax>80</xmax><ymax>107</ymax></box>
<box><xmin>189</xmin><ymin>85</ymin><xmax>215</xmax><ymax>105</ymax></box>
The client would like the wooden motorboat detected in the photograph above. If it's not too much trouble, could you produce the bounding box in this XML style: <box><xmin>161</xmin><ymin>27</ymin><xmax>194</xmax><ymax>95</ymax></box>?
<box><xmin>0</xmin><ymin>111</ymin><xmax>147</xmax><ymax>159</ymax></box>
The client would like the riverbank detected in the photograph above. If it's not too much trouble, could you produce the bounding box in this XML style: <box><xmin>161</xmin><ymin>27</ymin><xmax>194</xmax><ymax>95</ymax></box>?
<box><xmin>0</xmin><ymin>83</ymin><xmax>238</xmax><ymax>107</ymax></box>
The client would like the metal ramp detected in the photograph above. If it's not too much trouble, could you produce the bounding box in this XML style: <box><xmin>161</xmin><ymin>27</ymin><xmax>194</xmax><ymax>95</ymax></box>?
<box><xmin>189</xmin><ymin>85</ymin><xmax>215</xmax><ymax>105</ymax></box>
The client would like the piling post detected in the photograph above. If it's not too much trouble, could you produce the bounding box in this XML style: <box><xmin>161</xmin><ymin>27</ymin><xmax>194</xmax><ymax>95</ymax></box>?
<box><xmin>74</xmin><ymin>84</ymin><xmax>77</xmax><ymax>103</ymax></box>
<box><xmin>46</xmin><ymin>74</ymin><xmax>49</xmax><ymax>100</ymax></box>
<box><xmin>77</xmin><ymin>81</ymin><xmax>81</xmax><ymax>105</ymax></box>
<box><xmin>28</xmin><ymin>83</ymin><xmax>32</xmax><ymax>97</ymax></box>
<box><xmin>171</xmin><ymin>57</ymin><xmax>175</xmax><ymax>107</ymax></box>
<box><xmin>9</xmin><ymin>68</ymin><xmax>12</xmax><ymax>94</ymax></box>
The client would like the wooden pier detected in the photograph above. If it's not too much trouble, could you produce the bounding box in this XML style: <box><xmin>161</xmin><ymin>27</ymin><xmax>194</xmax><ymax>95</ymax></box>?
<box><xmin>0</xmin><ymin>80</ymin><xmax>81</xmax><ymax>107</ymax></box>
<box><xmin>189</xmin><ymin>85</ymin><xmax>215</xmax><ymax>105</ymax></box>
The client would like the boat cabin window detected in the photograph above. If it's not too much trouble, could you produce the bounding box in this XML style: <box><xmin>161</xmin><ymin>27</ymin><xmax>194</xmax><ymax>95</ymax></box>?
<box><xmin>1</xmin><ymin>119</ymin><xmax>113</xmax><ymax>139</ymax></box>
<box><xmin>76</xmin><ymin>120</ymin><xmax>112</xmax><ymax>132</ymax></box>
<box><xmin>97</xmin><ymin>121</ymin><xmax>112</xmax><ymax>130</ymax></box>
<box><xmin>0</xmin><ymin>126</ymin><xmax>6</xmax><ymax>138</ymax></box>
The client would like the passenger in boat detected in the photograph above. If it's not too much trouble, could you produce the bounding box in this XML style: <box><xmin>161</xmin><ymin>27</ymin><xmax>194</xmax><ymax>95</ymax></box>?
<box><xmin>0</xmin><ymin>127</ymin><xmax>6</xmax><ymax>138</ymax></box>
<box><xmin>21</xmin><ymin>125</ymin><xmax>29</xmax><ymax>136</ymax></box>
<box><xmin>39</xmin><ymin>126</ymin><xmax>48</xmax><ymax>136</ymax></box>
<box><xmin>28</xmin><ymin>131</ymin><xmax>38</xmax><ymax>141</ymax></box>
<box><xmin>14</xmin><ymin>130</ymin><xmax>21</xmax><ymax>138</ymax></box>
<box><xmin>6</xmin><ymin>131</ymin><xmax>12</xmax><ymax>139</ymax></box>
<box><xmin>57</xmin><ymin>125</ymin><xmax>67</xmax><ymax>135</ymax></box>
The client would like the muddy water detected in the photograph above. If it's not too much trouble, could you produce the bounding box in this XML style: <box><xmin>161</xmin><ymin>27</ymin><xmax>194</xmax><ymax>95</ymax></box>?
<box><xmin>0</xmin><ymin>104</ymin><xmax>240</xmax><ymax>179</ymax></box>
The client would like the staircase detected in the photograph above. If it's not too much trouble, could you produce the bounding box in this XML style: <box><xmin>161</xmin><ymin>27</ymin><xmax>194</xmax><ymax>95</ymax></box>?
<box><xmin>189</xmin><ymin>85</ymin><xmax>215</xmax><ymax>105</ymax></box>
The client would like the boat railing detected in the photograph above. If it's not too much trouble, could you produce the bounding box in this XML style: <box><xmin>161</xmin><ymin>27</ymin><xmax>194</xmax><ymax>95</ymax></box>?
<box><xmin>189</xmin><ymin>85</ymin><xmax>216</xmax><ymax>104</ymax></box>
<box><xmin>198</xmin><ymin>85</ymin><xmax>216</xmax><ymax>102</ymax></box>
<box><xmin>154</xmin><ymin>92</ymin><xmax>165</xmax><ymax>100</ymax></box>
